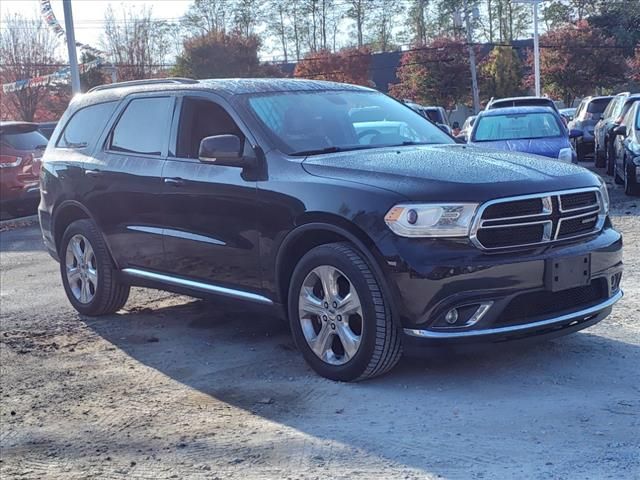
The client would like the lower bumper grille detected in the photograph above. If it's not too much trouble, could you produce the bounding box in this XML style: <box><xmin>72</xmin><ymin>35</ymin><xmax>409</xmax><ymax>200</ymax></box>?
<box><xmin>497</xmin><ymin>279</ymin><xmax>608</xmax><ymax>327</ymax></box>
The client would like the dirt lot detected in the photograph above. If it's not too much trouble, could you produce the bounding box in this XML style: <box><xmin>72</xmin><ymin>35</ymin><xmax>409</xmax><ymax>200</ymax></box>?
<box><xmin>1</xmin><ymin>176</ymin><xmax>639</xmax><ymax>480</ymax></box>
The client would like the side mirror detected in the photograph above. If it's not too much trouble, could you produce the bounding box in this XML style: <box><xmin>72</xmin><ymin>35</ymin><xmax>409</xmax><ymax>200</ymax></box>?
<box><xmin>568</xmin><ymin>129</ymin><xmax>583</xmax><ymax>139</ymax></box>
<box><xmin>613</xmin><ymin>125</ymin><xmax>627</xmax><ymax>137</ymax></box>
<box><xmin>198</xmin><ymin>134</ymin><xmax>252</xmax><ymax>168</ymax></box>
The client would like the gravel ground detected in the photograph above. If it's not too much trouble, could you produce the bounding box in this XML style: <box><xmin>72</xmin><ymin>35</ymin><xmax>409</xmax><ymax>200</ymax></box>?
<box><xmin>1</xmin><ymin>176</ymin><xmax>639</xmax><ymax>480</ymax></box>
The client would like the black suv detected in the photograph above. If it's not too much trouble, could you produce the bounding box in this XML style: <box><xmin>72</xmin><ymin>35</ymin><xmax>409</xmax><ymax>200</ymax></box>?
<box><xmin>39</xmin><ymin>78</ymin><xmax>623</xmax><ymax>381</ymax></box>
<box><xmin>569</xmin><ymin>96</ymin><xmax>614</xmax><ymax>161</ymax></box>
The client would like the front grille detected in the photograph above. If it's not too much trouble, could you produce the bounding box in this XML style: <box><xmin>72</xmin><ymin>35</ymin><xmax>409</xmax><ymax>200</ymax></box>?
<box><xmin>483</xmin><ymin>198</ymin><xmax>543</xmax><ymax>219</ymax></box>
<box><xmin>472</xmin><ymin>189</ymin><xmax>603</xmax><ymax>250</ymax></box>
<box><xmin>560</xmin><ymin>191</ymin><xmax>597</xmax><ymax>211</ymax></box>
<box><xmin>497</xmin><ymin>279</ymin><xmax>607</xmax><ymax>327</ymax></box>
<box><xmin>477</xmin><ymin>224</ymin><xmax>546</xmax><ymax>249</ymax></box>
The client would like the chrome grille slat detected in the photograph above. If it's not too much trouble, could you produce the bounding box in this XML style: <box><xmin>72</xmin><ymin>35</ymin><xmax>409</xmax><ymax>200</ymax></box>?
<box><xmin>471</xmin><ymin>187</ymin><xmax>604</xmax><ymax>250</ymax></box>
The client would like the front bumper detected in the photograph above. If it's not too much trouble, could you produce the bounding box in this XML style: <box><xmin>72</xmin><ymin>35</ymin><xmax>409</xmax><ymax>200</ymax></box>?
<box><xmin>380</xmin><ymin>225</ymin><xmax>623</xmax><ymax>347</ymax></box>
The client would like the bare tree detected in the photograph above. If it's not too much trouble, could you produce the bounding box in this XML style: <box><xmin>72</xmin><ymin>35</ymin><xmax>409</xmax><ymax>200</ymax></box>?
<box><xmin>181</xmin><ymin>0</ymin><xmax>230</xmax><ymax>35</ymax></box>
<box><xmin>0</xmin><ymin>13</ymin><xmax>60</xmax><ymax>121</ymax></box>
<box><xmin>345</xmin><ymin>0</ymin><xmax>367</xmax><ymax>47</ymax></box>
<box><xmin>232</xmin><ymin>0</ymin><xmax>263</xmax><ymax>37</ymax></box>
<box><xmin>101</xmin><ymin>6</ymin><xmax>173</xmax><ymax>81</ymax></box>
<box><xmin>367</xmin><ymin>0</ymin><xmax>404</xmax><ymax>51</ymax></box>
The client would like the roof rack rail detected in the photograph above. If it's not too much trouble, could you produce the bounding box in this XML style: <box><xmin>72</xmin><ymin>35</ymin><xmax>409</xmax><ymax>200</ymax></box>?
<box><xmin>88</xmin><ymin>77</ymin><xmax>198</xmax><ymax>93</ymax></box>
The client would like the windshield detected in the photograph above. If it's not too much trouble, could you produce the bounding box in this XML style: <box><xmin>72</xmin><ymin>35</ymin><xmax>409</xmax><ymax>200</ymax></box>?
<box><xmin>1</xmin><ymin>130</ymin><xmax>48</xmax><ymax>150</ymax></box>
<box><xmin>473</xmin><ymin>112</ymin><xmax>563</xmax><ymax>142</ymax></box>
<box><xmin>245</xmin><ymin>90</ymin><xmax>453</xmax><ymax>155</ymax></box>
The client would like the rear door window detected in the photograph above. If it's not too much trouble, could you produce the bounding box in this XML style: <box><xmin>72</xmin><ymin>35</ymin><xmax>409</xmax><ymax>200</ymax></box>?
<box><xmin>587</xmin><ymin>99</ymin><xmax>611</xmax><ymax>115</ymax></box>
<box><xmin>109</xmin><ymin>97</ymin><xmax>174</xmax><ymax>156</ymax></box>
<box><xmin>57</xmin><ymin>101</ymin><xmax>117</xmax><ymax>149</ymax></box>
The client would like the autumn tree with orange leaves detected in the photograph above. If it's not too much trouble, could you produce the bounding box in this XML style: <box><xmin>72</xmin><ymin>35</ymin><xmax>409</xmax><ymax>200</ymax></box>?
<box><xmin>294</xmin><ymin>47</ymin><xmax>372</xmax><ymax>86</ymax></box>
<box><xmin>530</xmin><ymin>21</ymin><xmax>626</xmax><ymax>106</ymax></box>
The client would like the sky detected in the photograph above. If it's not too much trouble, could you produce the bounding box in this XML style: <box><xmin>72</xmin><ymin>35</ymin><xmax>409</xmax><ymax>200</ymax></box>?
<box><xmin>0</xmin><ymin>0</ymin><xmax>193</xmax><ymax>52</ymax></box>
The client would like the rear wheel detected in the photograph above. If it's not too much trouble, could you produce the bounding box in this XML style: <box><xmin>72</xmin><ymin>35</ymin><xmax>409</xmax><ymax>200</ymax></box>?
<box><xmin>624</xmin><ymin>159</ymin><xmax>639</xmax><ymax>196</ymax></box>
<box><xmin>575</xmin><ymin>141</ymin><xmax>587</xmax><ymax>162</ymax></box>
<box><xmin>288</xmin><ymin>242</ymin><xmax>402</xmax><ymax>381</ymax></box>
<box><xmin>595</xmin><ymin>140</ymin><xmax>606</xmax><ymax>167</ymax></box>
<box><xmin>60</xmin><ymin>219</ymin><xmax>130</xmax><ymax>315</ymax></box>
<box><xmin>606</xmin><ymin>141</ymin><xmax>616</xmax><ymax>176</ymax></box>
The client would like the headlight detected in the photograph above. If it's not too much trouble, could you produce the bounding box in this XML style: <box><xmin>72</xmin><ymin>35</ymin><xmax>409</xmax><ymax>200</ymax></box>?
<box><xmin>558</xmin><ymin>148</ymin><xmax>573</xmax><ymax>162</ymax></box>
<box><xmin>597</xmin><ymin>177</ymin><xmax>610</xmax><ymax>215</ymax></box>
<box><xmin>384</xmin><ymin>203</ymin><xmax>478</xmax><ymax>237</ymax></box>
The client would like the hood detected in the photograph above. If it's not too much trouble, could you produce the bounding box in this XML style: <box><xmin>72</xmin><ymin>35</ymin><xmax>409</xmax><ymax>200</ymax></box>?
<box><xmin>469</xmin><ymin>137</ymin><xmax>569</xmax><ymax>159</ymax></box>
<box><xmin>301</xmin><ymin>144</ymin><xmax>599</xmax><ymax>202</ymax></box>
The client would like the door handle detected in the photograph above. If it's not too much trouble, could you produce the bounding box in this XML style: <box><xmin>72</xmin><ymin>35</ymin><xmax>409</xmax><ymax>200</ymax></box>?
<box><xmin>85</xmin><ymin>169</ymin><xmax>102</xmax><ymax>176</ymax></box>
<box><xmin>164</xmin><ymin>177</ymin><xmax>185</xmax><ymax>186</ymax></box>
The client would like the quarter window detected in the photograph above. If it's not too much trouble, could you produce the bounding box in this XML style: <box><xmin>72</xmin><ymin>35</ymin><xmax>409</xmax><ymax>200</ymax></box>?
<box><xmin>57</xmin><ymin>101</ymin><xmax>117</xmax><ymax>149</ymax></box>
<box><xmin>110</xmin><ymin>97</ymin><xmax>173</xmax><ymax>156</ymax></box>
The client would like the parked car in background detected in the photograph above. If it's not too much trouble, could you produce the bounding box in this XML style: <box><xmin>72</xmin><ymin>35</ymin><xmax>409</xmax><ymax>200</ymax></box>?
<box><xmin>0</xmin><ymin>122</ymin><xmax>47</xmax><ymax>216</ymax></box>
<box><xmin>569</xmin><ymin>95</ymin><xmax>613</xmax><ymax>162</ymax></box>
<box><xmin>560</xmin><ymin>108</ymin><xmax>577</xmax><ymax>123</ymax></box>
<box><xmin>486</xmin><ymin>96</ymin><xmax>560</xmax><ymax>113</ymax></box>
<box><xmin>612</xmin><ymin>100</ymin><xmax>640</xmax><ymax>196</ymax></box>
<box><xmin>405</xmin><ymin>102</ymin><xmax>452</xmax><ymax>134</ymax></box>
<box><xmin>594</xmin><ymin>92</ymin><xmax>639</xmax><ymax>173</ymax></box>
<box><xmin>468</xmin><ymin>106</ymin><xmax>580</xmax><ymax>162</ymax></box>
<box><xmin>457</xmin><ymin>115</ymin><xmax>476</xmax><ymax>141</ymax></box>
<box><xmin>37</xmin><ymin>121</ymin><xmax>58</xmax><ymax>140</ymax></box>
<box><xmin>39</xmin><ymin>78</ymin><xmax>622</xmax><ymax>382</ymax></box>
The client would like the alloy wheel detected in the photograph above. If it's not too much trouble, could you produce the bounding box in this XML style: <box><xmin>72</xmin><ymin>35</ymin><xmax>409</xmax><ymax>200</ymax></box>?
<box><xmin>298</xmin><ymin>265</ymin><xmax>363</xmax><ymax>365</ymax></box>
<box><xmin>65</xmin><ymin>234</ymin><xmax>98</xmax><ymax>304</ymax></box>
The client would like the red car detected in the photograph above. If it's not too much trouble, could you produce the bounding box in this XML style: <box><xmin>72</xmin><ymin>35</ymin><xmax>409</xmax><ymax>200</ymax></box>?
<box><xmin>0</xmin><ymin>122</ymin><xmax>48</xmax><ymax>216</ymax></box>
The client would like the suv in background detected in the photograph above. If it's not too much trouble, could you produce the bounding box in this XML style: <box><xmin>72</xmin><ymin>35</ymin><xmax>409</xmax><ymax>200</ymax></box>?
<box><xmin>38</xmin><ymin>121</ymin><xmax>58</xmax><ymax>140</ymax></box>
<box><xmin>405</xmin><ymin>102</ymin><xmax>452</xmax><ymax>134</ymax></box>
<box><xmin>486</xmin><ymin>96</ymin><xmax>559</xmax><ymax>113</ymax></box>
<box><xmin>594</xmin><ymin>93</ymin><xmax>639</xmax><ymax>174</ymax></box>
<box><xmin>612</xmin><ymin>100</ymin><xmax>640</xmax><ymax>196</ymax></box>
<box><xmin>1</xmin><ymin>122</ymin><xmax>47</xmax><ymax>216</ymax></box>
<box><xmin>569</xmin><ymin>96</ymin><xmax>613</xmax><ymax>161</ymax></box>
<box><xmin>39</xmin><ymin>78</ymin><xmax>623</xmax><ymax>381</ymax></box>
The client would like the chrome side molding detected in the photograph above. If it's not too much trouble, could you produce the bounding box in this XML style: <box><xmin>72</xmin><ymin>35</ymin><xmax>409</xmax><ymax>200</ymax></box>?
<box><xmin>404</xmin><ymin>290</ymin><xmax>623</xmax><ymax>339</ymax></box>
<box><xmin>121</xmin><ymin>268</ymin><xmax>273</xmax><ymax>305</ymax></box>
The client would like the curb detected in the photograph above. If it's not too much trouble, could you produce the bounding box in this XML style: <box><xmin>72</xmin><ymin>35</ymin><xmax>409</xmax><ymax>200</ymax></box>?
<box><xmin>0</xmin><ymin>214</ymin><xmax>39</xmax><ymax>231</ymax></box>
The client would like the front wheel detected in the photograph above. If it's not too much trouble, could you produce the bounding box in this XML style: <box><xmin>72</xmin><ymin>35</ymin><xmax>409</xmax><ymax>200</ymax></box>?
<box><xmin>60</xmin><ymin>219</ymin><xmax>130</xmax><ymax>316</ymax></box>
<box><xmin>288</xmin><ymin>242</ymin><xmax>402</xmax><ymax>381</ymax></box>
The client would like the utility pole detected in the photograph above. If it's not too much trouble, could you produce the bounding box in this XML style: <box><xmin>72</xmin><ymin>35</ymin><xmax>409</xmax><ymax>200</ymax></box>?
<box><xmin>463</xmin><ymin>0</ymin><xmax>480</xmax><ymax>114</ymax></box>
<box><xmin>62</xmin><ymin>0</ymin><xmax>81</xmax><ymax>94</ymax></box>
<box><xmin>514</xmin><ymin>0</ymin><xmax>544</xmax><ymax>97</ymax></box>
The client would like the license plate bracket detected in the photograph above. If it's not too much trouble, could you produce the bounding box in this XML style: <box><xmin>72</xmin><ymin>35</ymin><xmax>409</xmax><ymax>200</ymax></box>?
<box><xmin>545</xmin><ymin>255</ymin><xmax>591</xmax><ymax>292</ymax></box>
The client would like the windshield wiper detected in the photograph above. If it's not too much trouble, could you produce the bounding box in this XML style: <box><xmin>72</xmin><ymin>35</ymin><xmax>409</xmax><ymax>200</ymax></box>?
<box><xmin>290</xmin><ymin>145</ymin><xmax>378</xmax><ymax>156</ymax></box>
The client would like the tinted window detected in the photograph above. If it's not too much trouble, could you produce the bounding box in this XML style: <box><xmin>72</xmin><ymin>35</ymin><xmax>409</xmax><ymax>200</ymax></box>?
<box><xmin>587</xmin><ymin>98</ymin><xmax>611</xmax><ymax>114</ymax></box>
<box><xmin>636</xmin><ymin>104</ymin><xmax>640</xmax><ymax>130</ymax></box>
<box><xmin>1</xmin><ymin>130</ymin><xmax>48</xmax><ymax>150</ymax></box>
<box><xmin>57</xmin><ymin>102</ymin><xmax>116</xmax><ymax>149</ymax></box>
<box><xmin>425</xmin><ymin>109</ymin><xmax>445</xmax><ymax>124</ymax></box>
<box><xmin>246</xmin><ymin>90</ymin><xmax>453</xmax><ymax>155</ymax></box>
<box><xmin>473</xmin><ymin>112</ymin><xmax>562</xmax><ymax>141</ymax></box>
<box><xmin>110</xmin><ymin>97</ymin><xmax>173</xmax><ymax>155</ymax></box>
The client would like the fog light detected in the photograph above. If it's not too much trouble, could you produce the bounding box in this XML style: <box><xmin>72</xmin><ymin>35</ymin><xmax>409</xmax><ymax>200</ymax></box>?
<box><xmin>445</xmin><ymin>308</ymin><xmax>459</xmax><ymax>325</ymax></box>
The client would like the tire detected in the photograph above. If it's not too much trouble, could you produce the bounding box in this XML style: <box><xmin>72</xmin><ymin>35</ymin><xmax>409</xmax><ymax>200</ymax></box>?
<box><xmin>595</xmin><ymin>140</ymin><xmax>606</xmax><ymax>168</ymax></box>
<box><xmin>624</xmin><ymin>159</ymin><xmax>639</xmax><ymax>196</ymax></box>
<box><xmin>575</xmin><ymin>141</ymin><xmax>586</xmax><ymax>162</ymax></box>
<box><xmin>606</xmin><ymin>141</ymin><xmax>616</xmax><ymax>176</ymax></box>
<box><xmin>60</xmin><ymin>219</ymin><xmax>130</xmax><ymax>316</ymax></box>
<box><xmin>287</xmin><ymin>242</ymin><xmax>402</xmax><ymax>382</ymax></box>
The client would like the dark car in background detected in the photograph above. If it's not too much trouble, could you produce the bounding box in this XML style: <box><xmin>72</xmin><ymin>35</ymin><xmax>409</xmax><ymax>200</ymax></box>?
<box><xmin>569</xmin><ymin>95</ymin><xmax>613</xmax><ymax>162</ymax></box>
<box><xmin>559</xmin><ymin>108</ymin><xmax>576</xmax><ymax>123</ymax></box>
<box><xmin>486</xmin><ymin>96</ymin><xmax>559</xmax><ymax>113</ymax></box>
<box><xmin>405</xmin><ymin>102</ymin><xmax>452</xmax><ymax>134</ymax></box>
<box><xmin>37</xmin><ymin>121</ymin><xmax>58</xmax><ymax>140</ymax></box>
<box><xmin>594</xmin><ymin>93</ymin><xmax>639</xmax><ymax>174</ymax></box>
<box><xmin>468</xmin><ymin>106</ymin><xmax>580</xmax><ymax>162</ymax></box>
<box><xmin>1</xmin><ymin>122</ymin><xmax>47</xmax><ymax>216</ymax></box>
<box><xmin>612</xmin><ymin>100</ymin><xmax>640</xmax><ymax>196</ymax></box>
<box><xmin>39</xmin><ymin>78</ymin><xmax>622</xmax><ymax>382</ymax></box>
